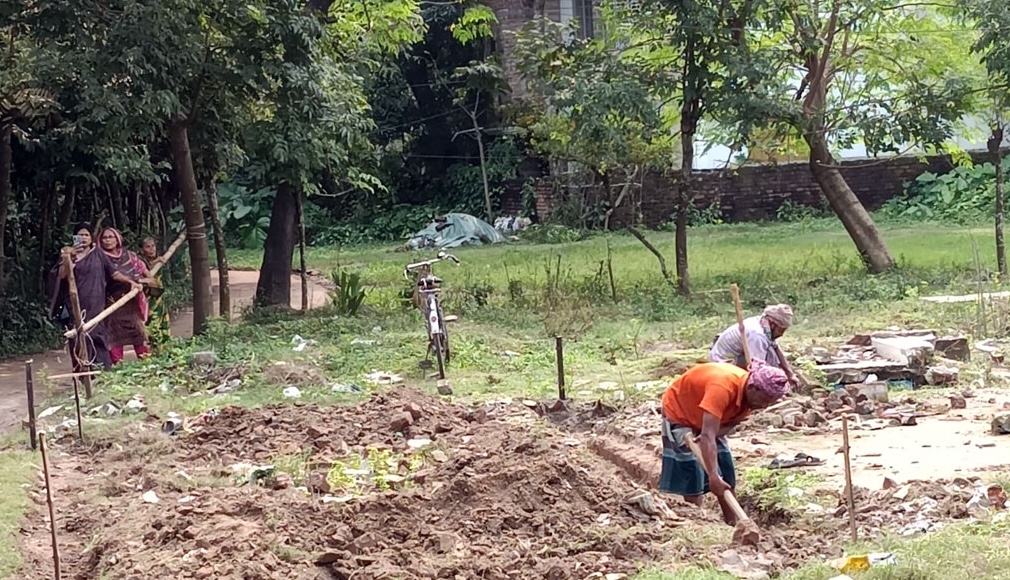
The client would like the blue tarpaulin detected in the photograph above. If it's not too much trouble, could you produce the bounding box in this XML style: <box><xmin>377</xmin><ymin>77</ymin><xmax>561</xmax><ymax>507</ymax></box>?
<box><xmin>406</xmin><ymin>213</ymin><xmax>507</xmax><ymax>250</ymax></box>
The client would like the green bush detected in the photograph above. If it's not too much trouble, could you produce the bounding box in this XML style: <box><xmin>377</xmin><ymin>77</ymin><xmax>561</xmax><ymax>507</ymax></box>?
<box><xmin>881</xmin><ymin>159</ymin><xmax>1009</xmax><ymax>222</ymax></box>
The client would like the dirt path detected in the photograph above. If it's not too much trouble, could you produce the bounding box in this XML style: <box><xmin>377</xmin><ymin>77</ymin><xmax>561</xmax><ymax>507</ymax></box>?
<box><xmin>0</xmin><ymin>270</ymin><xmax>330</xmax><ymax>434</ymax></box>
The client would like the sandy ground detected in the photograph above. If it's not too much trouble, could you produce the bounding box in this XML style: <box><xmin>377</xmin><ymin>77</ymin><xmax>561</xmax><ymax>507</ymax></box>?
<box><xmin>0</xmin><ymin>270</ymin><xmax>330</xmax><ymax>433</ymax></box>
<box><xmin>733</xmin><ymin>389</ymin><xmax>1010</xmax><ymax>489</ymax></box>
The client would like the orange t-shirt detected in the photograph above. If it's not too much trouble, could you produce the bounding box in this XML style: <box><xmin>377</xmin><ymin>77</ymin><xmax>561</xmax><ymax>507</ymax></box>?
<box><xmin>661</xmin><ymin>362</ymin><xmax>750</xmax><ymax>430</ymax></box>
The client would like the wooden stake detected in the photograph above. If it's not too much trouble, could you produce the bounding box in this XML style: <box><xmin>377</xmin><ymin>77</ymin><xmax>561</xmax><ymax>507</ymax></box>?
<box><xmin>730</xmin><ymin>283</ymin><xmax>752</xmax><ymax>366</ymax></box>
<box><xmin>71</xmin><ymin>377</ymin><xmax>84</xmax><ymax>442</ymax></box>
<box><xmin>39</xmin><ymin>433</ymin><xmax>61</xmax><ymax>580</ymax></box>
<box><xmin>62</xmin><ymin>249</ymin><xmax>92</xmax><ymax>399</ymax></box>
<box><xmin>842</xmin><ymin>414</ymin><xmax>858</xmax><ymax>542</ymax></box>
<box><xmin>295</xmin><ymin>190</ymin><xmax>308</xmax><ymax>312</ymax></box>
<box><xmin>26</xmin><ymin>360</ymin><xmax>37</xmax><ymax>451</ymax></box>
<box><xmin>64</xmin><ymin>228</ymin><xmax>187</xmax><ymax>340</ymax></box>
<box><xmin>555</xmin><ymin>336</ymin><xmax>566</xmax><ymax>400</ymax></box>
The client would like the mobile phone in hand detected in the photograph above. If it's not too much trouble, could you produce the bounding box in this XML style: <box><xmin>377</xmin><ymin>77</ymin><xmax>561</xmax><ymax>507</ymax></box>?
<box><xmin>72</xmin><ymin>235</ymin><xmax>84</xmax><ymax>248</ymax></box>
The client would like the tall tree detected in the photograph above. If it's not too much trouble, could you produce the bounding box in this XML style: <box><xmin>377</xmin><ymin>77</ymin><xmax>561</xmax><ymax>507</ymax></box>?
<box><xmin>742</xmin><ymin>0</ymin><xmax>975</xmax><ymax>272</ymax></box>
<box><xmin>252</xmin><ymin>0</ymin><xmax>425</xmax><ymax>307</ymax></box>
<box><xmin>964</xmin><ymin>0</ymin><xmax>1010</xmax><ymax>279</ymax></box>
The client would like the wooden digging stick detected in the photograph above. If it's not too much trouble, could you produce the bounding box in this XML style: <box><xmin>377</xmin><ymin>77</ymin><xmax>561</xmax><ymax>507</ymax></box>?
<box><xmin>682</xmin><ymin>436</ymin><xmax>761</xmax><ymax>545</ymax></box>
<box><xmin>39</xmin><ymin>433</ymin><xmax>62</xmax><ymax>580</ymax></box>
<box><xmin>62</xmin><ymin>249</ymin><xmax>92</xmax><ymax>398</ymax></box>
<box><xmin>730</xmin><ymin>284</ymin><xmax>751</xmax><ymax>366</ymax></box>
<box><xmin>64</xmin><ymin>228</ymin><xmax>187</xmax><ymax>340</ymax></box>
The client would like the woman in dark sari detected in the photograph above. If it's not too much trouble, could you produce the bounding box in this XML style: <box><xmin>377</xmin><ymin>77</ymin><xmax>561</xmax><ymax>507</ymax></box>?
<box><xmin>48</xmin><ymin>223</ymin><xmax>142</xmax><ymax>372</ymax></box>
<box><xmin>98</xmin><ymin>227</ymin><xmax>153</xmax><ymax>364</ymax></box>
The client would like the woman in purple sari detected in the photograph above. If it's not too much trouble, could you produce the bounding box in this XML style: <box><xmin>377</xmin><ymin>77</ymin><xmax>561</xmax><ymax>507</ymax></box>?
<box><xmin>48</xmin><ymin>223</ymin><xmax>142</xmax><ymax>372</ymax></box>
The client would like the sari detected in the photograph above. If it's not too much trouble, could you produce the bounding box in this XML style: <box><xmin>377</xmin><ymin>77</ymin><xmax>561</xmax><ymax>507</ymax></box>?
<box><xmin>100</xmin><ymin>228</ymin><xmax>150</xmax><ymax>362</ymax></box>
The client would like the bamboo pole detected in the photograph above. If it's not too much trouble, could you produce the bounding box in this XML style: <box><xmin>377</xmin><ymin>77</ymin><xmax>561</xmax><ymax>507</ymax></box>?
<box><xmin>39</xmin><ymin>433</ymin><xmax>61</xmax><ymax>580</ymax></box>
<box><xmin>64</xmin><ymin>228</ymin><xmax>187</xmax><ymax>340</ymax></box>
<box><xmin>730</xmin><ymin>283</ymin><xmax>752</xmax><ymax>366</ymax></box>
<box><xmin>62</xmin><ymin>249</ymin><xmax>92</xmax><ymax>398</ymax></box>
<box><xmin>26</xmin><ymin>360</ymin><xmax>37</xmax><ymax>451</ymax></box>
<box><xmin>71</xmin><ymin>376</ymin><xmax>84</xmax><ymax>442</ymax></box>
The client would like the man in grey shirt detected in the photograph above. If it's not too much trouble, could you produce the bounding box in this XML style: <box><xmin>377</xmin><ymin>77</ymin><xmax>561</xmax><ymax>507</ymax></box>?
<box><xmin>710</xmin><ymin>304</ymin><xmax>797</xmax><ymax>385</ymax></box>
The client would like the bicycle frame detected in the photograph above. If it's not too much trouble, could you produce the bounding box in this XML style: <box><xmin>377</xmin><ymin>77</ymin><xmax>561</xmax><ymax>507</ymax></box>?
<box><xmin>404</xmin><ymin>252</ymin><xmax>459</xmax><ymax>379</ymax></box>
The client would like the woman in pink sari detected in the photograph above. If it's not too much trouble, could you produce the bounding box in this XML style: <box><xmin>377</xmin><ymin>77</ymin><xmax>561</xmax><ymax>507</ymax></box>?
<box><xmin>99</xmin><ymin>228</ymin><xmax>153</xmax><ymax>363</ymax></box>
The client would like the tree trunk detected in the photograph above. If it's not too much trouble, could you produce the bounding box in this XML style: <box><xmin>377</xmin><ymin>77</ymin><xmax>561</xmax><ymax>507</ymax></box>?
<box><xmin>805</xmin><ymin>136</ymin><xmax>894</xmax><ymax>272</ymax></box>
<box><xmin>295</xmin><ymin>189</ymin><xmax>309</xmax><ymax>312</ymax></box>
<box><xmin>38</xmin><ymin>182</ymin><xmax>55</xmax><ymax>293</ymax></box>
<box><xmin>205</xmin><ymin>179</ymin><xmax>231</xmax><ymax>320</ymax></box>
<box><xmin>168</xmin><ymin>118</ymin><xmax>213</xmax><ymax>334</ymax></box>
<box><xmin>256</xmin><ymin>183</ymin><xmax>298</xmax><ymax>308</ymax></box>
<box><xmin>991</xmin><ymin>124</ymin><xmax>1007</xmax><ymax>280</ymax></box>
<box><xmin>676</xmin><ymin>108</ymin><xmax>696</xmax><ymax>297</ymax></box>
<box><xmin>0</xmin><ymin>123</ymin><xmax>11</xmax><ymax>307</ymax></box>
<box><xmin>470</xmin><ymin>109</ymin><xmax>494</xmax><ymax>223</ymax></box>
<box><xmin>109</xmin><ymin>183</ymin><xmax>126</xmax><ymax>231</ymax></box>
<box><xmin>56</xmin><ymin>183</ymin><xmax>76</xmax><ymax>231</ymax></box>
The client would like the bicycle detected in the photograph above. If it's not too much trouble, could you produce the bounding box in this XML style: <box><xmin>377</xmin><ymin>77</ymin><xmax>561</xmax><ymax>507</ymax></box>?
<box><xmin>404</xmin><ymin>251</ymin><xmax>460</xmax><ymax>380</ymax></box>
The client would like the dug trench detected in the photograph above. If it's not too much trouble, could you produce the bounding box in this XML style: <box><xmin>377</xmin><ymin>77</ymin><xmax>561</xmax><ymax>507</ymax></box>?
<box><xmin>18</xmin><ymin>388</ymin><xmax>1006</xmax><ymax>579</ymax></box>
<box><xmin>18</xmin><ymin>389</ymin><xmax>720</xmax><ymax>580</ymax></box>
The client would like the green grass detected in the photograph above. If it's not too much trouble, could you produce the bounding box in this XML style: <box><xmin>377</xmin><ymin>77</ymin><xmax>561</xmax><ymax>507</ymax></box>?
<box><xmin>637</xmin><ymin>521</ymin><xmax>1010</xmax><ymax>579</ymax></box>
<box><xmin>18</xmin><ymin>217</ymin><xmax>1010</xmax><ymax>577</ymax></box>
<box><xmin>0</xmin><ymin>450</ymin><xmax>36</xmax><ymax>578</ymax></box>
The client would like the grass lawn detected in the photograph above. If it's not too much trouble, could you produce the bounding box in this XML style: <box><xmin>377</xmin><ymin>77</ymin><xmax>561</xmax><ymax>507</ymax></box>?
<box><xmin>11</xmin><ymin>217</ymin><xmax>1010</xmax><ymax>579</ymax></box>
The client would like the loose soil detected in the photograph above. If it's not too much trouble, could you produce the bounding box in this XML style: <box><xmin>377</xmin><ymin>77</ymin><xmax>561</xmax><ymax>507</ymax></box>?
<box><xmin>17</xmin><ymin>388</ymin><xmax>1009</xmax><ymax>579</ymax></box>
<box><xmin>18</xmin><ymin>389</ymin><xmax>709</xmax><ymax>580</ymax></box>
<box><xmin>0</xmin><ymin>271</ymin><xmax>330</xmax><ymax>434</ymax></box>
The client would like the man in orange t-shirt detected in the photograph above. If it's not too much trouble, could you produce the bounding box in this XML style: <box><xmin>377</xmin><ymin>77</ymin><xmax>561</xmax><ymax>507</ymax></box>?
<box><xmin>659</xmin><ymin>361</ymin><xmax>790</xmax><ymax>525</ymax></box>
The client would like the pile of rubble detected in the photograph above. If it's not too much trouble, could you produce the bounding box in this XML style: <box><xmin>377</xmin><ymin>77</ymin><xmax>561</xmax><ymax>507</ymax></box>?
<box><xmin>751</xmin><ymin>386</ymin><xmax>950</xmax><ymax>432</ymax></box>
<box><xmin>800</xmin><ymin>329</ymin><xmax>969</xmax><ymax>388</ymax></box>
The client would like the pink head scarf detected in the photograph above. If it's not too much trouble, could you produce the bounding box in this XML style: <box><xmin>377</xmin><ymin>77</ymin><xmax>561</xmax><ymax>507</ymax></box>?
<box><xmin>762</xmin><ymin>304</ymin><xmax>794</xmax><ymax>328</ymax></box>
<box><xmin>747</xmin><ymin>360</ymin><xmax>790</xmax><ymax>400</ymax></box>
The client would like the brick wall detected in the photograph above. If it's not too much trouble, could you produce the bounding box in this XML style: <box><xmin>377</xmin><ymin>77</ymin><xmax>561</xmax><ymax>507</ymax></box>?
<box><xmin>486</xmin><ymin>0</ymin><xmax>545</xmax><ymax>101</ymax></box>
<box><xmin>529</xmin><ymin>152</ymin><xmax>988</xmax><ymax>226</ymax></box>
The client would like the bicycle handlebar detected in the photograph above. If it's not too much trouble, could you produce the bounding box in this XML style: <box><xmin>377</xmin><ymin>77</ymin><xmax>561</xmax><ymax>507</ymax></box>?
<box><xmin>403</xmin><ymin>252</ymin><xmax>460</xmax><ymax>279</ymax></box>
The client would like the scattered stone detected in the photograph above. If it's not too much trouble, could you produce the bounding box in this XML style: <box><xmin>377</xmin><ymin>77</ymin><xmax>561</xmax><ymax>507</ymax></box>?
<box><xmin>190</xmin><ymin>351</ymin><xmax>216</xmax><ymax>366</ymax></box>
<box><xmin>935</xmin><ymin>336</ymin><xmax>970</xmax><ymax>361</ymax></box>
<box><xmin>949</xmin><ymin>395</ymin><xmax>967</xmax><ymax>410</ymax></box>
<box><xmin>273</xmin><ymin>473</ymin><xmax>294</xmax><ymax>490</ymax></box>
<box><xmin>142</xmin><ymin>490</ymin><xmax>160</xmax><ymax>504</ymax></box>
<box><xmin>853</xmin><ymin>382</ymin><xmax>889</xmax><ymax>403</ymax></box>
<box><xmin>410</xmin><ymin>469</ymin><xmax>431</xmax><ymax>484</ymax></box>
<box><xmin>436</xmin><ymin>380</ymin><xmax>453</xmax><ymax>396</ymax></box>
<box><xmin>403</xmin><ymin>403</ymin><xmax>423</xmax><ymax>421</ymax></box>
<box><xmin>389</xmin><ymin>412</ymin><xmax>414</xmax><ymax>433</ymax></box>
<box><xmin>804</xmin><ymin>409</ymin><xmax>827</xmax><ymax>427</ymax></box>
<box><xmin>430</xmin><ymin>449</ymin><xmax>449</xmax><ymax>463</ymax></box>
<box><xmin>871</xmin><ymin>336</ymin><xmax>934</xmax><ymax>367</ymax></box>
<box><xmin>976</xmin><ymin>442</ymin><xmax>996</xmax><ymax>448</ymax></box>
<box><xmin>282</xmin><ymin>386</ymin><xmax>302</xmax><ymax>399</ymax></box>
<box><xmin>407</xmin><ymin>438</ymin><xmax>432</xmax><ymax>450</ymax></box>
<box><xmin>926</xmin><ymin>366</ymin><xmax>959</xmax><ymax>386</ymax></box>
<box><xmin>992</xmin><ymin>414</ymin><xmax>1010</xmax><ymax>435</ymax></box>
<box><xmin>854</xmin><ymin>400</ymin><xmax>876</xmax><ymax>415</ymax></box>
<box><xmin>882</xmin><ymin>477</ymin><xmax>899</xmax><ymax>490</ymax></box>
<box><xmin>962</xmin><ymin>388</ymin><xmax>976</xmax><ymax>399</ymax></box>
<box><xmin>307</xmin><ymin>471</ymin><xmax>331</xmax><ymax>494</ymax></box>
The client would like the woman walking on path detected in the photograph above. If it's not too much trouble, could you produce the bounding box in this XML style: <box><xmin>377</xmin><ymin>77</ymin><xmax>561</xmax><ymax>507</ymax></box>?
<box><xmin>139</xmin><ymin>237</ymin><xmax>171</xmax><ymax>353</ymax></box>
<box><xmin>98</xmin><ymin>227</ymin><xmax>153</xmax><ymax>364</ymax></box>
<box><xmin>48</xmin><ymin>223</ymin><xmax>142</xmax><ymax>372</ymax></box>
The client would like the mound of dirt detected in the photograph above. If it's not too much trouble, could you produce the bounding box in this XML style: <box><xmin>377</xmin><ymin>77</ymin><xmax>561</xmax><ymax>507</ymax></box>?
<box><xmin>23</xmin><ymin>389</ymin><xmax>705</xmax><ymax>580</ymax></box>
<box><xmin>178</xmin><ymin>388</ymin><xmax>471</xmax><ymax>463</ymax></box>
